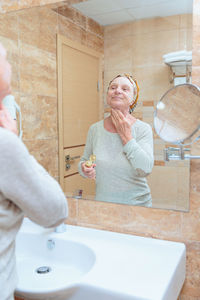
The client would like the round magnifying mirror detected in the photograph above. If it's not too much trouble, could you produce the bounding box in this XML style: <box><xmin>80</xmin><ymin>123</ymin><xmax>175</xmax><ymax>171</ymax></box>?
<box><xmin>154</xmin><ymin>83</ymin><xmax>200</xmax><ymax>144</ymax></box>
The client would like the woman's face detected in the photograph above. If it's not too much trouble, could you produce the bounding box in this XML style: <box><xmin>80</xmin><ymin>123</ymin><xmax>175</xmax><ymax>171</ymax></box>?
<box><xmin>107</xmin><ymin>76</ymin><xmax>134</xmax><ymax>112</ymax></box>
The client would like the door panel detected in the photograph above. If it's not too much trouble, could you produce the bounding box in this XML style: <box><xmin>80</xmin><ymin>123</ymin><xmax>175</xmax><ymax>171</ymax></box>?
<box><xmin>64</xmin><ymin>147</ymin><xmax>83</xmax><ymax>176</ymax></box>
<box><xmin>57</xmin><ymin>35</ymin><xmax>102</xmax><ymax>196</ymax></box>
<box><xmin>62</xmin><ymin>43</ymin><xmax>100</xmax><ymax>146</ymax></box>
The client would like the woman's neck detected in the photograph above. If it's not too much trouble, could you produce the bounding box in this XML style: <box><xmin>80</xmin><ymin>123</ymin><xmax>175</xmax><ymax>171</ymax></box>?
<box><xmin>104</xmin><ymin>112</ymin><xmax>137</xmax><ymax>133</ymax></box>
<box><xmin>104</xmin><ymin>116</ymin><xmax>117</xmax><ymax>133</ymax></box>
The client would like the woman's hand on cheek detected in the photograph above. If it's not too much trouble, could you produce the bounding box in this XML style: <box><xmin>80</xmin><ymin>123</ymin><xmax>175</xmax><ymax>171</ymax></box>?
<box><xmin>111</xmin><ymin>109</ymin><xmax>133</xmax><ymax>145</ymax></box>
<box><xmin>0</xmin><ymin>105</ymin><xmax>18</xmax><ymax>135</ymax></box>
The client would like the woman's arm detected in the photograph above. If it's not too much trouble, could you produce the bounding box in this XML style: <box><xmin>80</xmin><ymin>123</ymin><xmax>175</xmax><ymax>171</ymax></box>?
<box><xmin>78</xmin><ymin>126</ymin><xmax>96</xmax><ymax>179</ymax></box>
<box><xmin>0</xmin><ymin>130</ymin><xmax>68</xmax><ymax>227</ymax></box>
<box><xmin>123</xmin><ymin>124</ymin><xmax>154</xmax><ymax>177</ymax></box>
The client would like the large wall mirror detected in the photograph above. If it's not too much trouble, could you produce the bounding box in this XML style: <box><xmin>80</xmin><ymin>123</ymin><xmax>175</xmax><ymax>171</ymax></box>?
<box><xmin>0</xmin><ymin>0</ymin><xmax>193</xmax><ymax>212</ymax></box>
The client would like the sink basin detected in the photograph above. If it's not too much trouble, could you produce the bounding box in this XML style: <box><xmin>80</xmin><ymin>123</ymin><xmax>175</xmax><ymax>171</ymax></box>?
<box><xmin>15</xmin><ymin>226</ymin><xmax>95</xmax><ymax>299</ymax></box>
<box><xmin>15</xmin><ymin>218</ymin><xmax>186</xmax><ymax>300</ymax></box>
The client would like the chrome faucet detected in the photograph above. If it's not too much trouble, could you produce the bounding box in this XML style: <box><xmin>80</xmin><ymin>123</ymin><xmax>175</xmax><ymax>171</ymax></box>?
<box><xmin>54</xmin><ymin>223</ymin><xmax>67</xmax><ymax>233</ymax></box>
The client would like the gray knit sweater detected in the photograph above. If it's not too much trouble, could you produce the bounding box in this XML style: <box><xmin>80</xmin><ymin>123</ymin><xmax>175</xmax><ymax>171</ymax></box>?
<box><xmin>0</xmin><ymin>128</ymin><xmax>68</xmax><ymax>300</ymax></box>
<box><xmin>79</xmin><ymin>119</ymin><xmax>154</xmax><ymax>206</ymax></box>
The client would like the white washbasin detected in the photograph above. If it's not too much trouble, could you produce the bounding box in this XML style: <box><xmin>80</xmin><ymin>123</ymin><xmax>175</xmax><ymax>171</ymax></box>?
<box><xmin>15</xmin><ymin>222</ymin><xmax>95</xmax><ymax>300</ymax></box>
<box><xmin>15</xmin><ymin>218</ymin><xmax>186</xmax><ymax>300</ymax></box>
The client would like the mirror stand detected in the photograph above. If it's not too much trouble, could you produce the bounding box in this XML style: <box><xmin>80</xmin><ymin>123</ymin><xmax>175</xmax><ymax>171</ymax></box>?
<box><xmin>164</xmin><ymin>138</ymin><xmax>200</xmax><ymax>161</ymax></box>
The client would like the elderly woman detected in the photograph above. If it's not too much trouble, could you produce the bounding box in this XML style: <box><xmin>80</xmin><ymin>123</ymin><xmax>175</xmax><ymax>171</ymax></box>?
<box><xmin>78</xmin><ymin>74</ymin><xmax>154</xmax><ymax>207</ymax></box>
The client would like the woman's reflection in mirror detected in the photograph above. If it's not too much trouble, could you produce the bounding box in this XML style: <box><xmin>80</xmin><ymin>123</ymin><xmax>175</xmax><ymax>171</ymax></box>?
<box><xmin>78</xmin><ymin>74</ymin><xmax>154</xmax><ymax>207</ymax></box>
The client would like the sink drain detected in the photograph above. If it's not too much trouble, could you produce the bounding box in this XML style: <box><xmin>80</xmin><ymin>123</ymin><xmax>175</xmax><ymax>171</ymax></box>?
<box><xmin>35</xmin><ymin>266</ymin><xmax>52</xmax><ymax>274</ymax></box>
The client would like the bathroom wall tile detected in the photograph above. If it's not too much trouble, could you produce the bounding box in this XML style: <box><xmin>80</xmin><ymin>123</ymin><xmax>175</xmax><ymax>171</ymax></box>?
<box><xmin>191</xmin><ymin>137</ymin><xmax>200</xmax><ymax>157</ymax></box>
<box><xmin>66</xmin><ymin>0</ymin><xmax>86</xmax><ymax>4</ymax></box>
<box><xmin>193</xmin><ymin>27</ymin><xmax>200</xmax><ymax>48</ymax></box>
<box><xmin>87</xmin><ymin>18</ymin><xmax>104</xmax><ymax>38</ymax></box>
<box><xmin>181</xmin><ymin>295</ymin><xmax>200</xmax><ymax>300</ymax></box>
<box><xmin>0</xmin><ymin>12</ymin><xmax>18</xmax><ymax>41</ymax></box>
<box><xmin>58</xmin><ymin>14</ymin><xmax>87</xmax><ymax>46</ymax></box>
<box><xmin>192</xmin><ymin>66</ymin><xmax>200</xmax><ymax>86</ymax></box>
<box><xmin>132</xmin><ymin>15</ymin><xmax>180</xmax><ymax>35</ymax></box>
<box><xmin>148</xmin><ymin>165</ymin><xmax>185</xmax><ymax>210</ymax></box>
<box><xmin>186</xmin><ymin>28</ymin><xmax>193</xmax><ymax>50</ymax></box>
<box><xmin>181</xmin><ymin>209</ymin><xmax>200</xmax><ymax>241</ymax></box>
<box><xmin>77</xmin><ymin>200</ymin><xmax>121</xmax><ymax>230</ymax></box>
<box><xmin>180</xmin><ymin>13</ymin><xmax>193</xmax><ymax>30</ymax></box>
<box><xmin>129</xmin><ymin>207</ymin><xmax>181</xmax><ymax>239</ymax></box>
<box><xmin>86</xmin><ymin>32</ymin><xmax>104</xmax><ymax>53</ymax></box>
<box><xmin>104</xmin><ymin>22</ymin><xmax>132</xmax><ymax>39</ymax></box>
<box><xmin>176</xmin><ymin>166</ymin><xmax>190</xmax><ymax>211</ymax></box>
<box><xmin>0</xmin><ymin>0</ymin><xmax>65</xmax><ymax>13</ymax></box>
<box><xmin>0</xmin><ymin>0</ymin><xmax>19</xmax><ymax>13</ymax></box>
<box><xmin>18</xmin><ymin>6</ymin><xmax>58</xmax><ymax>54</ymax></box>
<box><xmin>154</xmin><ymin>143</ymin><xmax>165</xmax><ymax>157</ymax></box>
<box><xmin>18</xmin><ymin>0</ymin><xmax>63</xmax><ymax>11</ymax></box>
<box><xmin>104</xmin><ymin>36</ymin><xmax>132</xmax><ymax>71</ymax></box>
<box><xmin>123</xmin><ymin>206</ymin><xmax>182</xmax><ymax>240</ymax></box>
<box><xmin>192</xmin><ymin>49</ymin><xmax>200</xmax><ymax>65</ymax></box>
<box><xmin>142</xmin><ymin>106</ymin><xmax>154</xmax><ymax>117</ymax></box>
<box><xmin>18</xmin><ymin>8</ymin><xmax>40</xmax><ymax>48</ymax></box>
<box><xmin>14</xmin><ymin>296</ymin><xmax>24</xmax><ymax>300</ymax></box>
<box><xmin>0</xmin><ymin>36</ymin><xmax>19</xmax><ymax>92</ymax></box>
<box><xmin>142</xmin><ymin>101</ymin><xmax>154</xmax><ymax>106</ymax></box>
<box><xmin>180</xmin><ymin>241</ymin><xmax>200</xmax><ymax>299</ymax></box>
<box><xmin>132</xmin><ymin>65</ymin><xmax>171</xmax><ymax>101</ymax></box>
<box><xmin>179</xmin><ymin>28</ymin><xmax>193</xmax><ymax>50</ymax></box>
<box><xmin>76</xmin><ymin>199</ymin><xmax>182</xmax><ymax>240</ymax></box>
<box><xmin>190</xmin><ymin>160</ymin><xmax>200</xmax><ymax>196</ymax></box>
<box><xmin>19</xmin><ymin>43</ymin><xmax>57</xmax><ymax>96</ymax></box>
<box><xmin>132</xmin><ymin>29</ymin><xmax>179</xmax><ymax>66</ymax></box>
<box><xmin>193</xmin><ymin>0</ymin><xmax>200</xmax><ymax>28</ymax></box>
<box><xmin>57</xmin><ymin>4</ymin><xmax>76</xmax><ymax>20</ymax></box>
<box><xmin>24</xmin><ymin>139</ymin><xmax>58</xmax><ymax>178</ymax></box>
<box><xmin>20</xmin><ymin>94</ymin><xmax>58</xmax><ymax>140</ymax></box>
<box><xmin>57</xmin><ymin>4</ymin><xmax>87</xmax><ymax>30</ymax></box>
<box><xmin>66</xmin><ymin>198</ymin><xmax>78</xmax><ymax>225</ymax></box>
<box><xmin>154</xmin><ymin>161</ymin><xmax>165</xmax><ymax>166</ymax></box>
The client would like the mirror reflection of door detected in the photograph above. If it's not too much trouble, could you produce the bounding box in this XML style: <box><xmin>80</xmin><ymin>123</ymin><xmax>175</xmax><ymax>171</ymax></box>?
<box><xmin>57</xmin><ymin>35</ymin><xmax>103</xmax><ymax>199</ymax></box>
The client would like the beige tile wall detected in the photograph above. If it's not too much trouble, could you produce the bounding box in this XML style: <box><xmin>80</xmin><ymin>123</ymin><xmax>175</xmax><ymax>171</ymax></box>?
<box><xmin>0</xmin><ymin>1</ymin><xmax>103</xmax><ymax>182</ymax></box>
<box><xmin>0</xmin><ymin>0</ymin><xmax>80</xmax><ymax>13</ymax></box>
<box><xmin>2</xmin><ymin>1</ymin><xmax>200</xmax><ymax>299</ymax></box>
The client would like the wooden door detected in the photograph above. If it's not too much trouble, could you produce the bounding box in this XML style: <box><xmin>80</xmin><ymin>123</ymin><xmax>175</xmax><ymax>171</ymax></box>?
<box><xmin>57</xmin><ymin>35</ymin><xmax>103</xmax><ymax>199</ymax></box>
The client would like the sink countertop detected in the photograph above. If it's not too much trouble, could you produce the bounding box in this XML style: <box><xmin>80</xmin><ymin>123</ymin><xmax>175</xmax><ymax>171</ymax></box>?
<box><xmin>19</xmin><ymin>218</ymin><xmax>186</xmax><ymax>300</ymax></box>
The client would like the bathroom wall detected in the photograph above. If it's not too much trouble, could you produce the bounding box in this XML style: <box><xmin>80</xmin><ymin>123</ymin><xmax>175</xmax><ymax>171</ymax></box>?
<box><xmin>66</xmin><ymin>2</ymin><xmax>200</xmax><ymax>299</ymax></box>
<box><xmin>103</xmin><ymin>15</ymin><xmax>192</xmax><ymax>211</ymax></box>
<box><xmin>2</xmin><ymin>1</ymin><xmax>200</xmax><ymax>300</ymax></box>
<box><xmin>0</xmin><ymin>0</ymin><xmax>103</xmax><ymax>181</ymax></box>
<box><xmin>0</xmin><ymin>0</ymin><xmax>66</xmax><ymax>13</ymax></box>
